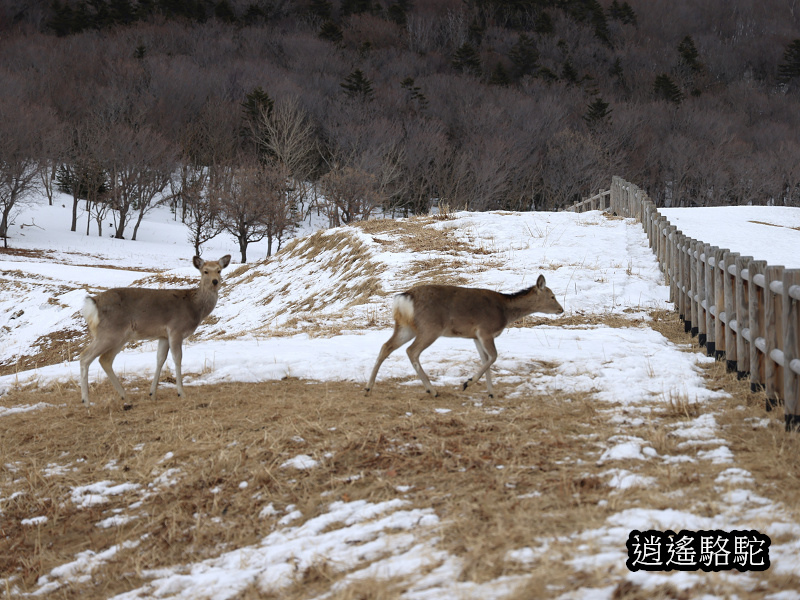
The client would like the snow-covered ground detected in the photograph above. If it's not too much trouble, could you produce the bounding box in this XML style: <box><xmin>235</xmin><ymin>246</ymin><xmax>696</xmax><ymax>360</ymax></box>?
<box><xmin>2</xmin><ymin>193</ymin><xmax>800</xmax><ymax>598</ymax></box>
<box><xmin>661</xmin><ymin>206</ymin><xmax>800</xmax><ymax>269</ymax></box>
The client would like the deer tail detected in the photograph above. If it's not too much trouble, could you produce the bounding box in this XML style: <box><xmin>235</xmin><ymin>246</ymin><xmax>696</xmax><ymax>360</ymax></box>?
<box><xmin>393</xmin><ymin>293</ymin><xmax>415</xmax><ymax>327</ymax></box>
<box><xmin>81</xmin><ymin>296</ymin><xmax>100</xmax><ymax>336</ymax></box>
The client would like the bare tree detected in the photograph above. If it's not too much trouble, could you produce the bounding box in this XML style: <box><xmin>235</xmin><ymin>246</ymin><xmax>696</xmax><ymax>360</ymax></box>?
<box><xmin>252</xmin><ymin>96</ymin><xmax>319</xmax><ymax>182</ymax></box>
<box><xmin>104</xmin><ymin>123</ymin><xmax>176</xmax><ymax>240</ymax></box>
<box><xmin>216</xmin><ymin>159</ymin><xmax>296</xmax><ymax>262</ymax></box>
<box><xmin>0</xmin><ymin>100</ymin><xmax>58</xmax><ymax>248</ymax></box>
<box><xmin>176</xmin><ymin>166</ymin><xmax>224</xmax><ymax>256</ymax></box>
<box><xmin>319</xmin><ymin>164</ymin><xmax>380</xmax><ymax>226</ymax></box>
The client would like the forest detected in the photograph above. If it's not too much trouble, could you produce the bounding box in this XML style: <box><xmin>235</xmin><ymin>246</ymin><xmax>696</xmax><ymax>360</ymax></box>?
<box><xmin>1</xmin><ymin>0</ymin><xmax>800</xmax><ymax>260</ymax></box>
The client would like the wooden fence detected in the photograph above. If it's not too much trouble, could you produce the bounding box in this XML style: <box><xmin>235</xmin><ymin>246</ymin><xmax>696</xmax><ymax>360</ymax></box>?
<box><xmin>564</xmin><ymin>189</ymin><xmax>610</xmax><ymax>213</ymax></box>
<box><xmin>569</xmin><ymin>176</ymin><xmax>800</xmax><ymax>432</ymax></box>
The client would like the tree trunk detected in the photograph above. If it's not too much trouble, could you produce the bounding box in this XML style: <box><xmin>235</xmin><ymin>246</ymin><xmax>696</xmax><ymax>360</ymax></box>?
<box><xmin>1</xmin><ymin>206</ymin><xmax>10</xmax><ymax>247</ymax></box>
<box><xmin>115</xmin><ymin>206</ymin><xmax>128</xmax><ymax>239</ymax></box>
<box><xmin>71</xmin><ymin>192</ymin><xmax>79</xmax><ymax>232</ymax></box>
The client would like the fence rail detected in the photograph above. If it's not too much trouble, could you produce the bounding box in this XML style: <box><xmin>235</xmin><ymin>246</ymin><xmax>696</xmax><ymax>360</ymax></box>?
<box><xmin>564</xmin><ymin>189</ymin><xmax>610</xmax><ymax>213</ymax></box>
<box><xmin>569</xmin><ymin>176</ymin><xmax>800</xmax><ymax>432</ymax></box>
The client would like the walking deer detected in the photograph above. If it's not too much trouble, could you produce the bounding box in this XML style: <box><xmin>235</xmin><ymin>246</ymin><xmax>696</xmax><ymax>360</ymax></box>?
<box><xmin>365</xmin><ymin>275</ymin><xmax>563</xmax><ymax>397</ymax></box>
<box><xmin>79</xmin><ymin>255</ymin><xmax>231</xmax><ymax>404</ymax></box>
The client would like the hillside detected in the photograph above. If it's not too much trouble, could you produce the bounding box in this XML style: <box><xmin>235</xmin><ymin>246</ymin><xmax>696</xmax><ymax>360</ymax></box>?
<box><xmin>2</xmin><ymin>197</ymin><xmax>800</xmax><ymax>598</ymax></box>
<box><xmin>1</xmin><ymin>0</ymin><xmax>800</xmax><ymax>250</ymax></box>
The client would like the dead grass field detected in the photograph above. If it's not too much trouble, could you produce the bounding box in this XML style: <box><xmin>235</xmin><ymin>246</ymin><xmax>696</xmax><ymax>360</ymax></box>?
<box><xmin>3</xmin><ymin>311</ymin><xmax>800</xmax><ymax>599</ymax></box>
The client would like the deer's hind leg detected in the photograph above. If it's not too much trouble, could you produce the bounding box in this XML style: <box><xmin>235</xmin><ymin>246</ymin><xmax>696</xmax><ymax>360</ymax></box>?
<box><xmin>97</xmin><ymin>342</ymin><xmax>128</xmax><ymax>401</ymax></box>
<box><xmin>80</xmin><ymin>337</ymin><xmax>125</xmax><ymax>404</ymax></box>
<box><xmin>462</xmin><ymin>332</ymin><xmax>498</xmax><ymax>396</ymax></box>
<box><xmin>365</xmin><ymin>324</ymin><xmax>416</xmax><ymax>394</ymax></box>
<box><xmin>150</xmin><ymin>338</ymin><xmax>169</xmax><ymax>398</ymax></box>
<box><xmin>405</xmin><ymin>329</ymin><xmax>441</xmax><ymax>396</ymax></box>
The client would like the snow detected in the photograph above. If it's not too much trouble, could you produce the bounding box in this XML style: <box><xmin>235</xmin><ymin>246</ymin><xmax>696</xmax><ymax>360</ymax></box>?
<box><xmin>661</xmin><ymin>206</ymin><xmax>800</xmax><ymax>269</ymax></box>
<box><xmin>2</xmin><ymin>196</ymin><xmax>800</xmax><ymax>597</ymax></box>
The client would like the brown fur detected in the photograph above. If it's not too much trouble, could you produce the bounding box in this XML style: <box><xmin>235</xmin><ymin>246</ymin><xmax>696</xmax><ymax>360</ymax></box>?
<box><xmin>79</xmin><ymin>255</ymin><xmax>231</xmax><ymax>404</ymax></box>
<box><xmin>365</xmin><ymin>274</ymin><xmax>564</xmax><ymax>397</ymax></box>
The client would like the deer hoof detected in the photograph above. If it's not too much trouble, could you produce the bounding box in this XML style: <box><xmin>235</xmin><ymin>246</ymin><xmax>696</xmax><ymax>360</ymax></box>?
<box><xmin>488</xmin><ymin>393</ymin><xmax>494</xmax><ymax>399</ymax></box>
<box><xmin>462</xmin><ymin>378</ymin><xmax>473</xmax><ymax>391</ymax></box>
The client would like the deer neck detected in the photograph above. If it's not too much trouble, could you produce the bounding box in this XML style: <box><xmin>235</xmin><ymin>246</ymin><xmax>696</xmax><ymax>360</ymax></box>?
<box><xmin>503</xmin><ymin>292</ymin><xmax>539</xmax><ymax>324</ymax></box>
<box><xmin>191</xmin><ymin>282</ymin><xmax>220</xmax><ymax>320</ymax></box>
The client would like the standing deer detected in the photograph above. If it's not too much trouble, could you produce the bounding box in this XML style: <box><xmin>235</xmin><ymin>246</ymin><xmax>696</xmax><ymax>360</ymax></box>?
<box><xmin>365</xmin><ymin>275</ymin><xmax>564</xmax><ymax>397</ymax></box>
<box><xmin>79</xmin><ymin>255</ymin><xmax>231</xmax><ymax>404</ymax></box>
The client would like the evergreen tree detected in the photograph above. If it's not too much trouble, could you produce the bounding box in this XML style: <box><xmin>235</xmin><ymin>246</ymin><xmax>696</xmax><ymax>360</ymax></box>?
<box><xmin>678</xmin><ymin>35</ymin><xmax>702</xmax><ymax>73</ymax></box>
<box><xmin>468</xmin><ymin>17</ymin><xmax>485</xmax><ymax>45</ymax></box>
<box><xmin>341</xmin><ymin>0</ymin><xmax>371</xmax><ymax>17</ymax></box>
<box><xmin>400</xmin><ymin>77</ymin><xmax>428</xmax><ymax>110</ymax></box>
<box><xmin>319</xmin><ymin>20</ymin><xmax>343</xmax><ymax>43</ymax></box>
<box><xmin>242</xmin><ymin>87</ymin><xmax>274</xmax><ymax>155</ymax></box>
<box><xmin>777</xmin><ymin>39</ymin><xmax>800</xmax><ymax>84</ymax></box>
<box><xmin>89</xmin><ymin>0</ymin><xmax>113</xmax><ymax>29</ymax></box>
<box><xmin>562</xmin><ymin>59</ymin><xmax>579</xmax><ymax>84</ymax></box>
<box><xmin>653</xmin><ymin>74</ymin><xmax>683</xmax><ymax>104</ymax></box>
<box><xmin>242</xmin><ymin>87</ymin><xmax>274</xmax><ymax>125</ymax></box>
<box><xmin>109</xmin><ymin>0</ymin><xmax>135</xmax><ymax>25</ymax></box>
<box><xmin>48</xmin><ymin>0</ymin><xmax>75</xmax><ymax>35</ymax></box>
<box><xmin>583</xmin><ymin>97</ymin><xmax>611</xmax><ymax>128</ymax></box>
<box><xmin>508</xmin><ymin>33</ymin><xmax>539</xmax><ymax>80</ymax></box>
<box><xmin>134</xmin><ymin>44</ymin><xmax>147</xmax><ymax>59</ymax></box>
<box><xmin>488</xmin><ymin>62</ymin><xmax>511</xmax><ymax>86</ymax></box>
<box><xmin>535</xmin><ymin>10</ymin><xmax>554</xmax><ymax>34</ymax></box>
<box><xmin>387</xmin><ymin>0</ymin><xmax>410</xmax><ymax>26</ymax></box>
<box><xmin>214</xmin><ymin>0</ymin><xmax>236</xmax><ymax>22</ymax></box>
<box><xmin>609</xmin><ymin>0</ymin><xmax>637</xmax><ymax>26</ymax></box>
<box><xmin>136</xmin><ymin>0</ymin><xmax>155</xmax><ymax>20</ymax></box>
<box><xmin>242</xmin><ymin>3</ymin><xmax>267</xmax><ymax>24</ymax></box>
<box><xmin>340</xmin><ymin>69</ymin><xmax>374</xmax><ymax>101</ymax></box>
<box><xmin>609</xmin><ymin>57</ymin><xmax>628</xmax><ymax>91</ymax></box>
<box><xmin>452</xmin><ymin>43</ymin><xmax>481</xmax><ymax>77</ymax></box>
<box><xmin>588</xmin><ymin>0</ymin><xmax>611</xmax><ymax>47</ymax></box>
<box><xmin>308</xmin><ymin>0</ymin><xmax>332</xmax><ymax>20</ymax></box>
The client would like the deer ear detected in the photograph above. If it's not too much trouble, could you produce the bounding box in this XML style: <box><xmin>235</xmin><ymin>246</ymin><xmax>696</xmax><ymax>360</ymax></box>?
<box><xmin>536</xmin><ymin>274</ymin><xmax>546</xmax><ymax>290</ymax></box>
<box><xmin>193</xmin><ymin>256</ymin><xmax>204</xmax><ymax>270</ymax></box>
<box><xmin>219</xmin><ymin>255</ymin><xmax>231</xmax><ymax>269</ymax></box>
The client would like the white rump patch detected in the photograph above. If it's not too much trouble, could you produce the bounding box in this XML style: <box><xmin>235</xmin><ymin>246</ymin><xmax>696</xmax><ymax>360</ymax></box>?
<box><xmin>393</xmin><ymin>294</ymin><xmax>415</xmax><ymax>324</ymax></box>
<box><xmin>81</xmin><ymin>297</ymin><xmax>99</xmax><ymax>332</ymax></box>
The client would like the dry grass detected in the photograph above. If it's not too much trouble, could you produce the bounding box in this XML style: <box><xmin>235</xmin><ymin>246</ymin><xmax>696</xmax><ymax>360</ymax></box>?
<box><xmin>0</xmin><ymin>375</ymin><xmax>612</xmax><ymax>599</ymax></box>
<box><xmin>4</xmin><ymin>310</ymin><xmax>800</xmax><ymax>599</ymax></box>
<box><xmin>4</xmin><ymin>210</ymin><xmax>800</xmax><ymax>597</ymax></box>
<box><xmin>748</xmin><ymin>220</ymin><xmax>800</xmax><ymax>232</ymax></box>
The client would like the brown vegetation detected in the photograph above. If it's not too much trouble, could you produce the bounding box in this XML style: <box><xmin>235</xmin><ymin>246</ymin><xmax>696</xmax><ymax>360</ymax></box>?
<box><xmin>2</xmin><ymin>310</ymin><xmax>800</xmax><ymax>598</ymax></box>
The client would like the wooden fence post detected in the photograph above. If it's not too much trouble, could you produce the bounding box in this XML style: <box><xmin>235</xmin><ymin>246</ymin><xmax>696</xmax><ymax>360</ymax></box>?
<box><xmin>668</xmin><ymin>227</ymin><xmax>678</xmax><ymax>304</ymax></box>
<box><xmin>735</xmin><ymin>255</ymin><xmax>753</xmax><ymax>380</ymax></box>
<box><xmin>657</xmin><ymin>216</ymin><xmax>667</xmax><ymax>271</ymax></box>
<box><xmin>682</xmin><ymin>236</ymin><xmax>692</xmax><ymax>333</ymax></box>
<box><xmin>696</xmin><ymin>243</ymin><xmax>708</xmax><ymax>347</ymax></box>
<box><xmin>705</xmin><ymin>245</ymin><xmax>719</xmax><ymax>357</ymax></box>
<box><xmin>611</xmin><ymin>176</ymin><xmax>621</xmax><ymax>215</ymax></box>
<box><xmin>748</xmin><ymin>260</ymin><xmax>767</xmax><ymax>394</ymax></box>
<box><xmin>765</xmin><ymin>265</ymin><xmax>785</xmax><ymax>411</ymax></box>
<box><xmin>689</xmin><ymin>239</ymin><xmax>699</xmax><ymax>337</ymax></box>
<box><xmin>675</xmin><ymin>231</ymin><xmax>686</xmax><ymax>328</ymax></box>
<box><xmin>713</xmin><ymin>248</ymin><xmax>728</xmax><ymax>361</ymax></box>
<box><xmin>724</xmin><ymin>251</ymin><xmax>740</xmax><ymax>372</ymax></box>
<box><xmin>784</xmin><ymin>269</ymin><xmax>800</xmax><ymax>431</ymax></box>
